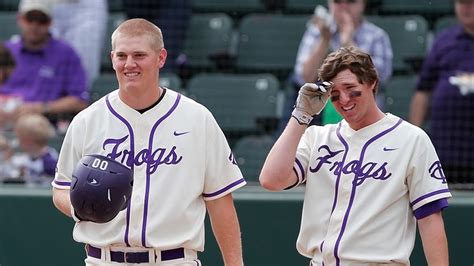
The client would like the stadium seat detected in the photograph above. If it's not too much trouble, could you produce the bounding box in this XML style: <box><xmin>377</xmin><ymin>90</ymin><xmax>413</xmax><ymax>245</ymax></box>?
<box><xmin>108</xmin><ymin>0</ymin><xmax>123</xmax><ymax>12</ymax></box>
<box><xmin>192</xmin><ymin>0</ymin><xmax>264</xmax><ymax>15</ymax></box>
<box><xmin>160</xmin><ymin>72</ymin><xmax>182</xmax><ymax>91</ymax></box>
<box><xmin>379</xmin><ymin>0</ymin><xmax>453</xmax><ymax>17</ymax></box>
<box><xmin>187</xmin><ymin>73</ymin><xmax>280</xmax><ymax>137</ymax></box>
<box><xmin>434</xmin><ymin>16</ymin><xmax>458</xmax><ymax>36</ymax></box>
<box><xmin>233</xmin><ymin>135</ymin><xmax>275</xmax><ymax>182</ymax></box>
<box><xmin>100</xmin><ymin>12</ymin><xmax>127</xmax><ymax>72</ymax></box>
<box><xmin>48</xmin><ymin>133</ymin><xmax>65</xmax><ymax>152</ymax></box>
<box><xmin>0</xmin><ymin>0</ymin><xmax>19</xmax><ymax>11</ymax></box>
<box><xmin>284</xmin><ymin>0</ymin><xmax>326</xmax><ymax>14</ymax></box>
<box><xmin>90</xmin><ymin>73</ymin><xmax>118</xmax><ymax>102</ymax></box>
<box><xmin>236</xmin><ymin>14</ymin><xmax>309</xmax><ymax>78</ymax></box>
<box><xmin>384</xmin><ymin>74</ymin><xmax>417</xmax><ymax>120</ymax></box>
<box><xmin>0</xmin><ymin>12</ymin><xmax>19</xmax><ymax>41</ymax></box>
<box><xmin>368</xmin><ymin>15</ymin><xmax>428</xmax><ymax>74</ymax></box>
<box><xmin>182</xmin><ymin>13</ymin><xmax>234</xmax><ymax>70</ymax></box>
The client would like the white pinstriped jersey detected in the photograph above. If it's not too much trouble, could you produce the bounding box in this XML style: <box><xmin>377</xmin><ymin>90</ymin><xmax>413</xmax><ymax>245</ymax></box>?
<box><xmin>52</xmin><ymin>89</ymin><xmax>246</xmax><ymax>251</ymax></box>
<box><xmin>292</xmin><ymin>113</ymin><xmax>451</xmax><ymax>265</ymax></box>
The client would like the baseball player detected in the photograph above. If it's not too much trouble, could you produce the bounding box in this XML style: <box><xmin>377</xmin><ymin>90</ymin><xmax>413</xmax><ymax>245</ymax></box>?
<box><xmin>260</xmin><ymin>47</ymin><xmax>451</xmax><ymax>265</ymax></box>
<box><xmin>52</xmin><ymin>18</ymin><xmax>246</xmax><ymax>266</ymax></box>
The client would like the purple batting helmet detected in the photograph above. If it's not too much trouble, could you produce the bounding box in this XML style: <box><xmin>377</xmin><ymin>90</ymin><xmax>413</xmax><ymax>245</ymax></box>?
<box><xmin>70</xmin><ymin>154</ymin><xmax>133</xmax><ymax>223</ymax></box>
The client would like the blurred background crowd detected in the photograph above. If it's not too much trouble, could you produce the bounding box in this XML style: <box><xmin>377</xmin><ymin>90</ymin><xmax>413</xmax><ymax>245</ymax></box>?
<box><xmin>0</xmin><ymin>0</ymin><xmax>472</xmax><ymax>189</ymax></box>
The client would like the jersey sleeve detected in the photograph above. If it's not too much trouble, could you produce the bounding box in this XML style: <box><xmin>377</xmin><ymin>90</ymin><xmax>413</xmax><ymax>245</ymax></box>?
<box><xmin>291</xmin><ymin>128</ymin><xmax>315</xmax><ymax>188</ymax></box>
<box><xmin>202</xmin><ymin>111</ymin><xmax>246</xmax><ymax>201</ymax></box>
<box><xmin>406</xmin><ymin>129</ymin><xmax>452</xmax><ymax>214</ymax></box>
<box><xmin>51</xmin><ymin>114</ymin><xmax>86</xmax><ymax>190</ymax></box>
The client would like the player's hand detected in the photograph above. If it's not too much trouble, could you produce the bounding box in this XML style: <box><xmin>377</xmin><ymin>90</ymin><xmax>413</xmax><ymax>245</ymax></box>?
<box><xmin>291</xmin><ymin>81</ymin><xmax>333</xmax><ymax>125</ymax></box>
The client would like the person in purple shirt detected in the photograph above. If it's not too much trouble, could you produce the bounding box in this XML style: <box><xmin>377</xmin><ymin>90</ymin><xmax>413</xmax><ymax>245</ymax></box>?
<box><xmin>0</xmin><ymin>0</ymin><xmax>89</xmax><ymax>128</ymax></box>
<box><xmin>0</xmin><ymin>44</ymin><xmax>15</xmax><ymax>84</ymax></box>
<box><xmin>410</xmin><ymin>0</ymin><xmax>474</xmax><ymax>184</ymax></box>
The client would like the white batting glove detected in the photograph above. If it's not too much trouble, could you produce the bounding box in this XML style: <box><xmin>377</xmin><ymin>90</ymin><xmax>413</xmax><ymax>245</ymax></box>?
<box><xmin>291</xmin><ymin>81</ymin><xmax>333</xmax><ymax>125</ymax></box>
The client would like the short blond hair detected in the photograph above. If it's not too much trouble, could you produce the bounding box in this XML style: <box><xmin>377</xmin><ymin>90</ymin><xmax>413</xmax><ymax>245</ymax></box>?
<box><xmin>14</xmin><ymin>114</ymin><xmax>55</xmax><ymax>146</ymax></box>
<box><xmin>111</xmin><ymin>18</ymin><xmax>164</xmax><ymax>52</ymax></box>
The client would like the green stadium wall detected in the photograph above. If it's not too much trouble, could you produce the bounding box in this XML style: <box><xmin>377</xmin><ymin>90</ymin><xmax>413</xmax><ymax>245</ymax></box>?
<box><xmin>0</xmin><ymin>185</ymin><xmax>472</xmax><ymax>266</ymax></box>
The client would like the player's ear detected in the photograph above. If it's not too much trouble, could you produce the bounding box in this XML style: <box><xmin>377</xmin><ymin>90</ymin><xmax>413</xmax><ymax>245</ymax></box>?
<box><xmin>158</xmin><ymin>48</ymin><xmax>167</xmax><ymax>69</ymax></box>
<box><xmin>110</xmin><ymin>51</ymin><xmax>116</xmax><ymax>70</ymax></box>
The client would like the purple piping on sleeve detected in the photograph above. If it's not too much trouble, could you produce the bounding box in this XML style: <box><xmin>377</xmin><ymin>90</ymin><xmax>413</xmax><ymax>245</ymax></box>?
<box><xmin>53</xmin><ymin>180</ymin><xmax>71</xmax><ymax>186</ymax></box>
<box><xmin>284</xmin><ymin>168</ymin><xmax>300</xmax><ymax>190</ymax></box>
<box><xmin>202</xmin><ymin>178</ymin><xmax>246</xmax><ymax>198</ymax></box>
<box><xmin>414</xmin><ymin>198</ymin><xmax>449</xmax><ymax>219</ymax></box>
<box><xmin>294</xmin><ymin>158</ymin><xmax>305</xmax><ymax>182</ymax></box>
<box><xmin>411</xmin><ymin>188</ymin><xmax>451</xmax><ymax>207</ymax></box>
<box><xmin>106</xmin><ymin>95</ymin><xmax>136</xmax><ymax>247</ymax></box>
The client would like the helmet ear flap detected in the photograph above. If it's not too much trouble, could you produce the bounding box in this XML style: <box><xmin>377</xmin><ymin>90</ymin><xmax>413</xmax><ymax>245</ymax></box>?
<box><xmin>70</xmin><ymin>155</ymin><xmax>133</xmax><ymax>223</ymax></box>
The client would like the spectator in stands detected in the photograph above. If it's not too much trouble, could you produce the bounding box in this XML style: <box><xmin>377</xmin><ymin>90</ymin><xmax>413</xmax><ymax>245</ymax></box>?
<box><xmin>280</xmin><ymin>0</ymin><xmax>392</xmax><ymax>129</ymax></box>
<box><xmin>409</xmin><ymin>0</ymin><xmax>474</xmax><ymax>184</ymax></box>
<box><xmin>123</xmin><ymin>0</ymin><xmax>191</xmax><ymax>71</ymax></box>
<box><xmin>0</xmin><ymin>44</ymin><xmax>15</xmax><ymax>84</ymax></box>
<box><xmin>0</xmin><ymin>0</ymin><xmax>89</xmax><ymax>129</ymax></box>
<box><xmin>51</xmin><ymin>0</ymin><xmax>108</xmax><ymax>85</ymax></box>
<box><xmin>12</xmin><ymin>113</ymin><xmax>58</xmax><ymax>186</ymax></box>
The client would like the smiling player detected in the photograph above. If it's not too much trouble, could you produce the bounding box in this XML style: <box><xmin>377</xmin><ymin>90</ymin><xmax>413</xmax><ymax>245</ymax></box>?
<box><xmin>260</xmin><ymin>47</ymin><xmax>451</xmax><ymax>265</ymax></box>
<box><xmin>51</xmin><ymin>18</ymin><xmax>246</xmax><ymax>266</ymax></box>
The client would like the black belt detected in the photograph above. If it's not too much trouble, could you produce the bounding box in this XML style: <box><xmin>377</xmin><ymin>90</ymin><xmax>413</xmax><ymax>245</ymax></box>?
<box><xmin>86</xmin><ymin>244</ymin><xmax>184</xmax><ymax>263</ymax></box>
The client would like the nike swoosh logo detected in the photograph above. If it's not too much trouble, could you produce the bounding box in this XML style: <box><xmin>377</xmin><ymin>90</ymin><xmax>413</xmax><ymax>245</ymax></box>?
<box><xmin>174</xmin><ymin>131</ymin><xmax>190</xmax><ymax>136</ymax></box>
<box><xmin>383</xmin><ymin>147</ymin><xmax>398</xmax><ymax>151</ymax></box>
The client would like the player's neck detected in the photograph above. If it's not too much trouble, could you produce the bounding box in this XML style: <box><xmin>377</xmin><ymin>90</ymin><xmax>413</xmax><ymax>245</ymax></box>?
<box><xmin>119</xmin><ymin>86</ymin><xmax>163</xmax><ymax>110</ymax></box>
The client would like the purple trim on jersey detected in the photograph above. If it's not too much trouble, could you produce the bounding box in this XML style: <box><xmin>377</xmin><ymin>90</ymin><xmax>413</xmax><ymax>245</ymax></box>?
<box><xmin>106</xmin><ymin>95</ymin><xmax>136</xmax><ymax>247</ymax></box>
<box><xmin>202</xmin><ymin>178</ymin><xmax>246</xmax><ymax>198</ymax></box>
<box><xmin>331</xmin><ymin>123</ymin><xmax>349</xmax><ymax>265</ymax></box>
<box><xmin>413</xmin><ymin>198</ymin><xmax>448</xmax><ymax>220</ymax></box>
<box><xmin>53</xmin><ymin>180</ymin><xmax>71</xmax><ymax>186</ymax></box>
<box><xmin>295</xmin><ymin>158</ymin><xmax>305</xmax><ymax>182</ymax></box>
<box><xmin>141</xmin><ymin>93</ymin><xmax>181</xmax><ymax>247</ymax></box>
<box><xmin>332</xmin><ymin>123</ymin><xmax>349</xmax><ymax>213</ymax></box>
<box><xmin>333</xmin><ymin>118</ymin><xmax>403</xmax><ymax>266</ymax></box>
<box><xmin>293</xmin><ymin>167</ymin><xmax>300</xmax><ymax>182</ymax></box>
<box><xmin>284</xmin><ymin>168</ymin><xmax>300</xmax><ymax>190</ymax></box>
<box><xmin>410</xmin><ymin>188</ymin><xmax>451</xmax><ymax>207</ymax></box>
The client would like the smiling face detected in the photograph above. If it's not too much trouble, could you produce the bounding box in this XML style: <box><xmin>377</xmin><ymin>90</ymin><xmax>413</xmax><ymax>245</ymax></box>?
<box><xmin>110</xmin><ymin>19</ymin><xmax>167</xmax><ymax>102</ymax></box>
<box><xmin>318</xmin><ymin>47</ymin><xmax>384</xmax><ymax>130</ymax></box>
<box><xmin>111</xmin><ymin>34</ymin><xmax>166</xmax><ymax>94</ymax></box>
<box><xmin>329</xmin><ymin>69</ymin><xmax>380</xmax><ymax>129</ymax></box>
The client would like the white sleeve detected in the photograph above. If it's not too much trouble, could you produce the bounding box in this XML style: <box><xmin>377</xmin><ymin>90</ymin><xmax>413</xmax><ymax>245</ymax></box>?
<box><xmin>292</xmin><ymin>128</ymin><xmax>315</xmax><ymax>187</ymax></box>
<box><xmin>202</xmin><ymin>110</ymin><xmax>246</xmax><ymax>200</ymax></box>
<box><xmin>407</xmin><ymin>129</ymin><xmax>452</xmax><ymax>211</ymax></box>
<box><xmin>51</xmin><ymin>114</ymin><xmax>86</xmax><ymax>190</ymax></box>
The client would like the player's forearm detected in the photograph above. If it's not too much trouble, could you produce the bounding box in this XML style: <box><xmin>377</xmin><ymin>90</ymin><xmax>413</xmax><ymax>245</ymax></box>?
<box><xmin>418</xmin><ymin>212</ymin><xmax>449</xmax><ymax>265</ymax></box>
<box><xmin>206</xmin><ymin>194</ymin><xmax>244</xmax><ymax>266</ymax></box>
<box><xmin>52</xmin><ymin>188</ymin><xmax>72</xmax><ymax>218</ymax></box>
<box><xmin>260</xmin><ymin>117</ymin><xmax>306</xmax><ymax>190</ymax></box>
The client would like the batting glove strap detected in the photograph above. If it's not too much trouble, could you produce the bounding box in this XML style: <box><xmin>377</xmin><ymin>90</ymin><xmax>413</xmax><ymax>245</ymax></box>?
<box><xmin>291</xmin><ymin>110</ymin><xmax>314</xmax><ymax>125</ymax></box>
